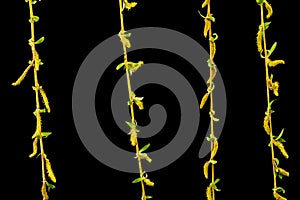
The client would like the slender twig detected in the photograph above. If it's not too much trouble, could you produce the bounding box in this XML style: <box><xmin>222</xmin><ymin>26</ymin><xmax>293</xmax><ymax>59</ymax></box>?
<box><xmin>117</xmin><ymin>1</ymin><xmax>153</xmax><ymax>199</ymax></box>
<box><xmin>256</xmin><ymin>0</ymin><xmax>289</xmax><ymax>199</ymax></box>
<box><xmin>199</xmin><ymin>0</ymin><xmax>221</xmax><ymax>199</ymax></box>
<box><xmin>12</xmin><ymin>1</ymin><xmax>55</xmax><ymax>199</ymax></box>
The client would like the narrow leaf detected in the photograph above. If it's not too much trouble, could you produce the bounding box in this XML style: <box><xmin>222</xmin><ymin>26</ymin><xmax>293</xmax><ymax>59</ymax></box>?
<box><xmin>132</xmin><ymin>177</ymin><xmax>144</xmax><ymax>183</ymax></box>
<box><xmin>35</xmin><ymin>36</ymin><xmax>45</xmax><ymax>44</ymax></box>
<box><xmin>139</xmin><ymin>143</ymin><xmax>150</xmax><ymax>153</ymax></box>
<box><xmin>268</xmin><ymin>42</ymin><xmax>277</xmax><ymax>57</ymax></box>
<box><xmin>42</xmin><ymin>132</ymin><xmax>52</xmax><ymax>138</ymax></box>
<box><xmin>116</xmin><ymin>62</ymin><xmax>125</xmax><ymax>70</ymax></box>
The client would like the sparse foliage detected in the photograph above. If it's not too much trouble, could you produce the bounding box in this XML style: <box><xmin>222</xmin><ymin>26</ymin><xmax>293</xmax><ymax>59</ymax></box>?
<box><xmin>12</xmin><ymin>0</ymin><xmax>55</xmax><ymax>199</ymax></box>
<box><xmin>198</xmin><ymin>0</ymin><xmax>221</xmax><ymax>199</ymax></box>
<box><xmin>117</xmin><ymin>1</ymin><xmax>154</xmax><ymax>199</ymax></box>
<box><xmin>256</xmin><ymin>0</ymin><xmax>289</xmax><ymax>199</ymax></box>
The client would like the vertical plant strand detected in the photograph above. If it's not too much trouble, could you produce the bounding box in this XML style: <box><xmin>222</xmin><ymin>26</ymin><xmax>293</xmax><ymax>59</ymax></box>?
<box><xmin>199</xmin><ymin>0</ymin><xmax>221</xmax><ymax>199</ymax></box>
<box><xmin>116</xmin><ymin>1</ymin><xmax>154</xmax><ymax>200</ymax></box>
<box><xmin>12</xmin><ymin>0</ymin><xmax>56</xmax><ymax>199</ymax></box>
<box><xmin>256</xmin><ymin>0</ymin><xmax>289</xmax><ymax>199</ymax></box>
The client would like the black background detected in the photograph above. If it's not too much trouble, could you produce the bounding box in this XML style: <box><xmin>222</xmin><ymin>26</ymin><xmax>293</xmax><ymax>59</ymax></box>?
<box><xmin>1</xmin><ymin>0</ymin><xmax>298</xmax><ymax>200</ymax></box>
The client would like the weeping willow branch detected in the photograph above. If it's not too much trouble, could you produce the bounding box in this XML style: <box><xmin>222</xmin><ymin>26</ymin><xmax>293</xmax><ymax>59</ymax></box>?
<box><xmin>199</xmin><ymin>0</ymin><xmax>221</xmax><ymax>199</ymax></box>
<box><xmin>256</xmin><ymin>0</ymin><xmax>289</xmax><ymax>199</ymax></box>
<box><xmin>12</xmin><ymin>0</ymin><xmax>55</xmax><ymax>199</ymax></box>
<box><xmin>117</xmin><ymin>1</ymin><xmax>153</xmax><ymax>200</ymax></box>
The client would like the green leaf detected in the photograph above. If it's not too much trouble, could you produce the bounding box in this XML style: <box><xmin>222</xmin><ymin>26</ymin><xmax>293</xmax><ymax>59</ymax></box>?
<box><xmin>198</xmin><ymin>10</ymin><xmax>206</xmax><ymax>18</ymax></box>
<box><xmin>35</xmin><ymin>36</ymin><xmax>45</xmax><ymax>44</ymax></box>
<box><xmin>210</xmin><ymin>178</ymin><xmax>221</xmax><ymax>191</ymax></box>
<box><xmin>268</xmin><ymin>42</ymin><xmax>277</xmax><ymax>57</ymax></box>
<box><xmin>116</xmin><ymin>62</ymin><xmax>125</xmax><ymax>70</ymax></box>
<box><xmin>256</xmin><ymin>0</ymin><xmax>265</xmax><ymax>4</ymax></box>
<box><xmin>208</xmin><ymin>16</ymin><xmax>215</xmax><ymax>22</ymax></box>
<box><xmin>267</xmin><ymin>99</ymin><xmax>276</xmax><ymax>110</ymax></box>
<box><xmin>273</xmin><ymin>187</ymin><xmax>286</xmax><ymax>194</ymax></box>
<box><xmin>132</xmin><ymin>177</ymin><xmax>144</xmax><ymax>183</ymax></box>
<box><xmin>273</xmin><ymin>158</ymin><xmax>280</xmax><ymax>166</ymax></box>
<box><xmin>33</xmin><ymin>16</ymin><xmax>39</xmax><ymax>22</ymax></box>
<box><xmin>210</xmin><ymin>33</ymin><xmax>218</xmax><ymax>42</ymax></box>
<box><xmin>206</xmin><ymin>135</ymin><xmax>217</xmax><ymax>142</ymax></box>
<box><xmin>139</xmin><ymin>143</ymin><xmax>150</xmax><ymax>153</ymax></box>
<box><xmin>264</xmin><ymin>21</ymin><xmax>271</xmax><ymax>30</ymax></box>
<box><xmin>214</xmin><ymin>178</ymin><xmax>220</xmax><ymax>184</ymax></box>
<box><xmin>123</xmin><ymin>32</ymin><xmax>131</xmax><ymax>38</ymax></box>
<box><xmin>127</xmin><ymin>99</ymin><xmax>134</xmax><ymax>105</ymax></box>
<box><xmin>42</xmin><ymin>132</ymin><xmax>52</xmax><ymax>138</ymax></box>
<box><xmin>274</xmin><ymin>128</ymin><xmax>285</xmax><ymax>141</ymax></box>
<box><xmin>125</xmin><ymin>121</ymin><xmax>136</xmax><ymax>129</ymax></box>
<box><xmin>209</xmin><ymin>160</ymin><xmax>217</xmax><ymax>164</ymax></box>
<box><xmin>146</xmin><ymin>196</ymin><xmax>153</xmax><ymax>199</ymax></box>
<box><xmin>39</xmin><ymin>108</ymin><xmax>46</xmax><ymax>113</ymax></box>
<box><xmin>46</xmin><ymin>181</ymin><xmax>56</xmax><ymax>189</ymax></box>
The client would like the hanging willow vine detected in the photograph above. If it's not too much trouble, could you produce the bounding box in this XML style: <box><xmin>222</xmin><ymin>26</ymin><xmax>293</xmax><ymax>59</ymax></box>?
<box><xmin>198</xmin><ymin>0</ymin><xmax>221</xmax><ymax>200</ymax></box>
<box><xmin>256</xmin><ymin>0</ymin><xmax>289</xmax><ymax>199</ymax></box>
<box><xmin>12</xmin><ymin>0</ymin><xmax>56</xmax><ymax>200</ymax></box>
<box><xmin>116</xmin><ymin>0</ymin><xmax>154</xmax><ymax>199</ymax></box>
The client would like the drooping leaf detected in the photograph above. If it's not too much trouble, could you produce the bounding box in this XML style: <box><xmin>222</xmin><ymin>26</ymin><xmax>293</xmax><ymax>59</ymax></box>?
<box><xmin>46</xmin><ymin>182</ymin><xmax>56</xmax><ymax>190</ymax></box>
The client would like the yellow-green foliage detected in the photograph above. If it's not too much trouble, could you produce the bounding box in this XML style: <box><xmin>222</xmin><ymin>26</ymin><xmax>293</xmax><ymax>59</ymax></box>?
<box><xmin>12</xmin><ymin>0</ymin><xmax>55</xmax><ymax>199</ymax></box>
<box><xmin>117</xmin><ymin>1</ymin><xmax>154</xmax><ymax>200</ymax></box>
<box><xmin>198</xmin><ymin>0</ymin><xmax>221</xmax><ymax>199</ymax></box>
<box><xmin>256</xmin><ymin>0</ymin><xmax>289</xmax><ymax>199</ymax></box>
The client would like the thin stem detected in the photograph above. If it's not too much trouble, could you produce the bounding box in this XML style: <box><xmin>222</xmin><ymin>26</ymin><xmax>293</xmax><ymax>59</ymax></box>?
<box><xmin>118</xmin><ymin>1</ymin><xmax>146</xmax><ymax>199</ymax></box>
<box><xmin>208</xmin><ymin>3</ymin><xmax>216</xmax><ymax>200</ymax></box>
<box><xmin>260</xmin><ymin>4</ymin><xmax>277</xmax><ymax>190</ymax></box>
<box><xmin>29</xmin><ymin>0</ymin><xmax>47</xmax><ymax>192</ymax></box>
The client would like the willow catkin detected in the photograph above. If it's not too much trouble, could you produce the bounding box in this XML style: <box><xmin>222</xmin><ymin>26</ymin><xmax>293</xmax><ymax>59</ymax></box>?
<box><xmin>29</xmin><ymin>138</ymin><xmax>38</xmax><ymax>158</ymax></box>
<box><xmin>277</xmin><ymin>167</ymin><xmax>289</xmax><ymax>177</ymax></box>
<box><xmin>203</xmin><ymin>161</ymin><xmax>210</xmax><ymax>179</ymax></box>
<box><xmin>41</xmin><ymin>183</ymin><xmax>49</xmax><ymax>200</ymax></box>
<box><xmin>211</xmin><ymin>140</ymin><xmax>218</xmax><ymax>159</ymax></box>
<box><xmin>273</xmin><ymin>191</ymin><xmax>286</xmax><ymax>200</ymax></box>
<box><xmin>130</xmin><ymin>130</ymin><xmax>137</xmax><ymax>146</ymax></box>
<box><xmin>45</xmin><ymin>156</ymin><xmax>56</xmax><ymax>183</ymax></box>
<box><xmin>202</xmin><ymin>0</ymin><xmax>209</xmax><ymax>8</ymax></box>
<box><xmin>263</xmin><ymin>115</ymin><xmax>271</xmax><ymax>135</ymax></box>
<box><xmin>143</xmin><ymin>178</ymin><xmax>154</xmax><ymax>187</ymax></box>
<box><xmin>206</xmin><ymin>186</ymin><xmax>213</xmax><ymax>200</ymax></box>
<box><xmin>11</xmin><ymin>64</ymin><xmax>32</xmax><ymax>86</ymax></box>
<box><xmin>273</xmin><ymin>140</ymin><xmax>289</xmax><ymax>159</ymax></box>
<box><xmin>210</xmin><ymin>42</ymin><xmax>216</xmax><ymax>60</ymax></box>
<box><xmin>264</xmin><ymin>1</ymin><xmax>273</xmax><ymax>19</ymax></box>
<box><xmin>256</xmin><ymin>27</ymin><xmax>263</xmax><ymax>52</ymax></box>
<box><xmin>203</xmin><ymin>18</ymin><xmax>210</xmax><ymax>38</ymax></box>
<box><xmin>39</xmin><ymin>87</ymin><xmax>51</xmax><ymax>113</ymax></box>
<box><xmin>200</xmin><ymin>92</ymin><xmax>209</xmax><ymax>109</ymax></box>
<box><xmin>268</xmin><ymin>59</ymin><xmax>285</xmax><ymax>67</ymax></box>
